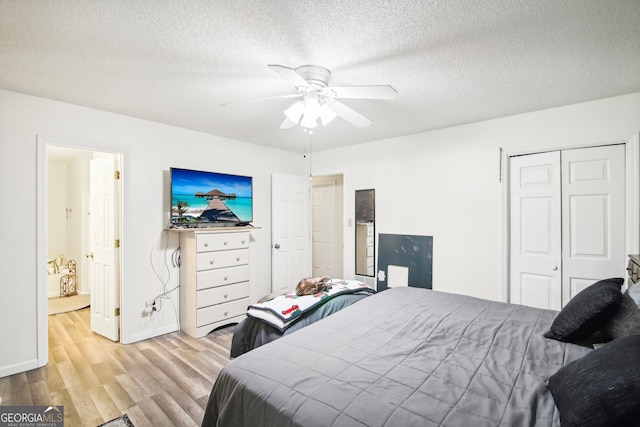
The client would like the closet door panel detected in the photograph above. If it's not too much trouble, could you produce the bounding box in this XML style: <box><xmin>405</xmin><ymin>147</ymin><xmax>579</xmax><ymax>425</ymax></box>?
<box><xmin>569</xmin><ymin>195</ymin><xmax>607</xmax><ymax>257</ymax></box>
<box><xmin>562</xmin><ymin>144</ymin><xmax>626</xmax><ymax>303</ymax></box>
<box><xmin>510</xmin><ymin>152</ymin><xmax>562</xmax><ymax>310</ymax></box>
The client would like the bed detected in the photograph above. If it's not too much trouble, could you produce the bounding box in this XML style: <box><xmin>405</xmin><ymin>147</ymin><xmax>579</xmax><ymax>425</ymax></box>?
<box><xmin>203</xmin><ymin>280</ymin><xmax>640</xmax><ymax>427</ymax></box>
<box><xmin>230</xmin><ymin>279</ymin><xmax>375</xmax><ymax>358</ymax></box>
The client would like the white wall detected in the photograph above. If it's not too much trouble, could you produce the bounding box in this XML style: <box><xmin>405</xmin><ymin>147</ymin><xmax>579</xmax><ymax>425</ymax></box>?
<box><xmin>313</xmin><ymin>92</ymin><xmax>640</xmax><ymax>301</ymax></box>
<box><xmin>47</xmin><ymin>160</ymin><xmax>68</xmax><ymax>261</ymax></box>
<box><xmin>0</xmin><ymin>89</ymin><xmax>306</xmax><ymax>377</ymax></box>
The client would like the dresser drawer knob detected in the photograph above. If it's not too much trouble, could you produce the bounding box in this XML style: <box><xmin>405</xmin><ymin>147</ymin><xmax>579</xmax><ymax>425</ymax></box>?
<box><xmin>224</xmin><ymin>311</ymin><xmax>228</xmax><ymax>317</ymax></box>
<box><xmin>224</xmin><ymin>293</ymin><xmax>228</xmax><ymax>299</ymax></box>
<box><xmin>242</xmin><ymin>240</ymin><xmax>246</xmax><ymax>244</ymax></box>
<box><xmin>224</xmin><ymin>276</ymin><xmax>229</xmax><ymax>281</ymax></box>
<box><xmin>204</xmin><ymin>242</ymin><xmax>209</xmax><ymax>247</ymax></box>
<box><xmin>236</xmin><ymin>257</ymin><xmax>240</xmax><ymax>262</ymax></box>
<box><xmin>209</xmin><ymin>260</ymin><xmax>215</xmax><ymax>265</ymax></box>
<box><xmin>224</xmin><ymin>241</ymin><xmax>228</xmax><ymax>245</ymax></box>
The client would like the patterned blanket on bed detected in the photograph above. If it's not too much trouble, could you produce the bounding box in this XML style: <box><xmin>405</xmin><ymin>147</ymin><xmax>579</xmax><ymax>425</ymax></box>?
<box><xmin>247</xmin><ymin>279</ymin><xmax>375</xmax><ymax>331</ymax></box>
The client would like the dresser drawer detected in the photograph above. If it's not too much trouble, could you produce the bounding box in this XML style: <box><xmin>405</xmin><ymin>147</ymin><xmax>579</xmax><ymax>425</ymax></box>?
<box><xmin>196</xmin><ymin>248</ymin><xmax>249</xmax><ymax>271</ymax></box>
<box><xmin>366</xmin><ymin>225</ymin><xmax>373</xmax><ymax>237</ymax></box>
<box><xmin>196</xmin><ymin>265</ymin><xmax>249</xmax><ymax>290</ymax></box>
<box><xmin>197</xmin><ymin>297</ymin><xmax>249</xmax><ymax>327</ymax></box>
<box><xmin>197</xmin><ymin>282</ymin><xmax>249</xmax><ymax>308</ymax></box>
<box><xmin>196</xmin><ymin>232</ymin><xmax>249</xmax><ymax>252</ymax></box>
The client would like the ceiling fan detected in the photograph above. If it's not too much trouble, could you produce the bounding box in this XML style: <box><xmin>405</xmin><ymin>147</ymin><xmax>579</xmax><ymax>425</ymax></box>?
<box><xmin>226</xmin><ymin>64</ymin><xmax>398</xmax><ymax>130</ymax></box>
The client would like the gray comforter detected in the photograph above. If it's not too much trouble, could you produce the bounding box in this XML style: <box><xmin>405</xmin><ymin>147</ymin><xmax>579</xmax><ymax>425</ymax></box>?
<box><xmin>202</xmin><ymin>287</ymin><xmax>591</xmax><ymax>427</ymax></box>
<box><xmin>231</xmin><ymin>292</ymin><xmax>373</xmax><ymax>358</ymax></box>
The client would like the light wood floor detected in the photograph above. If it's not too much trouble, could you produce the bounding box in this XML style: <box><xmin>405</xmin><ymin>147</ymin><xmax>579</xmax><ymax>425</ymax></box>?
<box><xmin>0</xmin><ymin>308</ymin><xmax>234</xmax><ymax>426</ymax></box>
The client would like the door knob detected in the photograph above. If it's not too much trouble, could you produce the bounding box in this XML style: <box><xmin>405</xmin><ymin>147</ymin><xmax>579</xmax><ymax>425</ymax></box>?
<box><xmin>274</xmin><ymin>243</ymin><xmax>280</xmax><ymax>249</ymax></box>
<box><xmin>552</xmin><ymin>265</ymin><xmax>558</xmax><ymax>271</ymax></box>
<box><xmin>86</xmin><ymin>252</ymin><xmax>94</xmax><ymax>259</ymax></box>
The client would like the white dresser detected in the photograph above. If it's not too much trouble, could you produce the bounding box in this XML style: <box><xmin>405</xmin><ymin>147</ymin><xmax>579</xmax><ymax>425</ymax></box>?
<box><xmin>177</xmin><ymin>228</ymin><xmax>251</xmax><ymax>338</ymax></box>
<box><xmin>356</xmin><ymin>223</ymin><xmax>374</xmax><ymax>276</ymax></box>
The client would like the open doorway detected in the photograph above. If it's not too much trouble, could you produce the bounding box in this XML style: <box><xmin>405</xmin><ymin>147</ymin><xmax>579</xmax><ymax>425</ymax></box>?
<box><xmin>46</xmin><ymin>146</ymin><xmax>92</xmax><ymax>315</ymax></box>
<box><xmin>37</xmin><ymin>139</ymin><xmax>123</xmax><ymax>367</ymax></box>
<box><xmin>311</xmin><ymin>174</ymin><xmax>344</xmax><ymax>278</ymax></box>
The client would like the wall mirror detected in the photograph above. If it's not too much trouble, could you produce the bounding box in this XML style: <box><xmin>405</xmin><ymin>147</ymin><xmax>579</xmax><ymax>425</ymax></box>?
<box><xmin>355</xmin><ymin>189</ymin><xmax>375</xmax><ymax>276</ymax></box>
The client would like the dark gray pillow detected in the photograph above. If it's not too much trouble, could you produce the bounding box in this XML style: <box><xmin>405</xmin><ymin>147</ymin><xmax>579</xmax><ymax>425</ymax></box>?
<box><xmin>601</xmin><ymin>282</ymin><xmax>640</xmax><ymax>340</ymax></box>
<box><xmin>548</xmin><ymin>334</ymin><xmax>640</xmax><ymax>426</ymax></box>
<box><xmin>544</xmin><ymin>278</ymin><xmax>623</xmax><ymax>343</ymax></box>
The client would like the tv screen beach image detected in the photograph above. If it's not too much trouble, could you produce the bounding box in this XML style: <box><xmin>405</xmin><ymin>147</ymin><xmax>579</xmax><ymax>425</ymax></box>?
<box><xmin>171</xmin><ymin>168</ymin><xmax>252</xmax><ymax>224</ymax></box>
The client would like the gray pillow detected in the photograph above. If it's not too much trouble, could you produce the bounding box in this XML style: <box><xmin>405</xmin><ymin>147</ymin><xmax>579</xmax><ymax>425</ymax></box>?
<box><xmin>601</xmin><ymin>282</ymin><xmax>640</xmax><ymax>340</ymax></box>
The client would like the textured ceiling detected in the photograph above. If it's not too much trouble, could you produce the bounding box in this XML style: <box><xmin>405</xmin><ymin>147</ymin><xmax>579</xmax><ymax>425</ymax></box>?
<box><xmin>1</xmin><ymin>0</ymin><xmax>639</xmax><ymax>153</ymax></box>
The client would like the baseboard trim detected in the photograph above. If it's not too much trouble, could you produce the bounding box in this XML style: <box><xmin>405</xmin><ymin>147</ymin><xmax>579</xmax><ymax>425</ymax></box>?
<box><xmin>124</xmin><ymin>324</ymin><xmax>179</xmax><ymax>344</ymax></box>
<box><xmin>0</xmin><ymin>358</ymin><xmax>39</xmax><ymax>379</ymax></box>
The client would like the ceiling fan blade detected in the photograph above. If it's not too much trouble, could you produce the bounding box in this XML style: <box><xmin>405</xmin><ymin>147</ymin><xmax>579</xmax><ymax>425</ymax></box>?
<box><xmin>324</xmin><ymin>85</ymin><xmax>397</xmax><ymax>100</ymax></box>
<box><xmin>268</xmin><ymin>64</ymin><xmax>310</xmax><ymax>89</ymax></box>
<box><xmin>328</xmin><ymin>100</ymin><xmax>372</xmax><ymax>128</ymax></box>
<box><xmin>220</xmin><ymin>93</ymin><xmax>301</xmax><ymax>106</ymax></box>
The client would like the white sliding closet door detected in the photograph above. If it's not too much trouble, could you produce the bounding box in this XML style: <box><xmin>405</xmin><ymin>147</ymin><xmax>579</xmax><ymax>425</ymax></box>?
<box><xmin>510</xmin><ymin>144</ymin><xmax>626</xmax><ymax>310</ymax></box>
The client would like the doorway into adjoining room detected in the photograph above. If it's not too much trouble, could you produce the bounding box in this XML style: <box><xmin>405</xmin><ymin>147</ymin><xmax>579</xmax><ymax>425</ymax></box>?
<box><xmin>311</xmin><ymin>174</ymin><xmax>344</xmax><ymax>279</ymax></box>
<box><xmin>38</xmin><ymin>140</ymin><xmax>123</xmax><ymax>368</ymax></box>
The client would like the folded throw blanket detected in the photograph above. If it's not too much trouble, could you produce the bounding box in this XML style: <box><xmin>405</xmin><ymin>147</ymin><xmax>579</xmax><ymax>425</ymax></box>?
<box><xmin>247</xmin><ymin>279</ymin><xmax>375</xmax><ymax>332</ymax></box>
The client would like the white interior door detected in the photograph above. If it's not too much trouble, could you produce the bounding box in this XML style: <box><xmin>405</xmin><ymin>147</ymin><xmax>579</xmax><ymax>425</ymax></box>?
<box><xmin>312</xmin><ymin>179</ymin><xmax>339</xmax><ymax>278</ymax></box>
<box><xmin>561</xmin><ymin>145</ymin><xmax>625</xmax><ymax>302</ymax></box>
<box><xmin>89</xmin><ymin>155</ymin><xmax>120</xmax><ymax>341</ymax></box>
<box><xmin>510</xmin><ymin>151</ymin><xmax>563</xmax><ymax>310</ymax></box>
<box><xmin>271</xmin><ymin>173</ymin><xmax>310</xmax><ymax>293</ymax></box>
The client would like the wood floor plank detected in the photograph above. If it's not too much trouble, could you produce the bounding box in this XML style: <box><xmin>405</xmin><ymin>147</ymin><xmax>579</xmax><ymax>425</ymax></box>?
<box><xmin>42</xmin><ymin>363</ymin><xmax>66</xmax><ymax>396</ymax></box>
<box><xmin>139</xmin><ymin>347</ymin><xmax>211</xmax><ymax>399</ymax></box>
<box><xmin>164</xmin><ymin>386</ymin><xmax>209</xmax><ymax>424</ymax></box>
<box><xmin>28</xmin><ymin>379</ymin><xmax>51</xmax><ymax>405</ymax></box>
<box><xmin>152</xmin><ymin>390</ymin><xmax>200</xmax><ymax>427</ymax></box>
<box><xmin>103</xmin><ymin>380</ymin><xmax>136</xmax><ymax>412</ymax></box>
<box><xmin>135</xmin><ymin>394</ymin><xmax>171</xmax><ymax>427</ymax></box>
<box><xmin>49</xmin><ymin>344</ymin><xmax>69</xmax><ymax>364</ymax></box>
<box><xmin>91</xmin><ymin>360</ymin><xmax>125</xmax><ymax>386</ymax></box>
<box><xmin>88</xmin><ymin>384</ymin><xmax>122</xmax><ymax>423</ymax></box>
<box><xmin>0</xmin><ymin>307</ymin><xmax>234</xmax><ymax>426</ymax></box>
<box><xmin>50</xmin><ymin>388</ymin><xmax>81</xmax><ymax>426</ymax></box>
<box><xmin>66</xmin><ymin>383</ymin><xmax>101</xmax><ymax>425</ymax></box>
<box><xmin>115</xmin><ymin>372</ymin><xmax>153</xmax><ymax>404</ymax></box>
<box><xmin>125</xmin><ymin>405</ymin><xmax>152</xmax><ymax>427</ymax></box>
<box><xmin>9</xmin><ymin>373</ymin><xmax>32</xmax><ymax>405</ymax></box>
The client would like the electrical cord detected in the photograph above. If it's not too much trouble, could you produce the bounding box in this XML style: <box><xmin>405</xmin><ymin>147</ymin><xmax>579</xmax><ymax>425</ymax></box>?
<box><xmin>148</xmin><ymin>227</ymin><xmax>181</xmax><ymax>331</ymax></box>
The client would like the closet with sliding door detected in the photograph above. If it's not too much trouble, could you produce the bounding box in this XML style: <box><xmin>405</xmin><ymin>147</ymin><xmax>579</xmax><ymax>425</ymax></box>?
<box><xmin>509</xmin><ymin>144</ymin><xmax>626</xmax><ymax>310</ymax></box>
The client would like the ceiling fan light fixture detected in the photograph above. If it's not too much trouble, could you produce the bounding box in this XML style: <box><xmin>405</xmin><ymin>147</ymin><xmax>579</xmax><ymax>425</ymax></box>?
<box><xmin>300</xmin><ymin>112</ymin><xmax>318</xmax><ymax>129</ymax></box>
<box><xmin>284</xmin><ymin>101</ymin><xmax>305</xmax><ymax>123</ymax></box>
<box><xmin>304</xmin><ymin>96</ymin><xmax>320</xmax><ymax>117</ymax></box>
<box><xmin>280</xmin><ymin>117</ymin><xmax>298</xmax><ymax>129</ymax></box>
<box><xmin>319</xmin><ymin>102</ymin><xmax>337</xmax><ymax>126</ymax></box>
<box><xmin>271</xmin><ymin>63</ymin><xmax>395</xmax><ymax>132</ymax></box>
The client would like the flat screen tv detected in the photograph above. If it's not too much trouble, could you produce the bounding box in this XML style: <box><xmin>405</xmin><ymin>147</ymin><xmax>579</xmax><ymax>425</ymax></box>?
<box><xmin>170</xmin><ymin>167</ymin><xmax>253</xmax><ymax>227</ymax></box>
